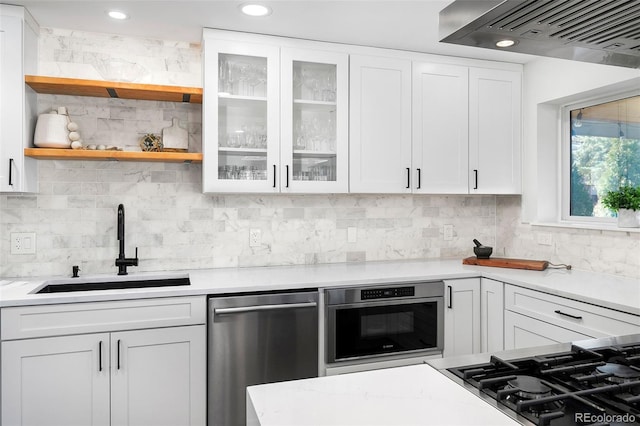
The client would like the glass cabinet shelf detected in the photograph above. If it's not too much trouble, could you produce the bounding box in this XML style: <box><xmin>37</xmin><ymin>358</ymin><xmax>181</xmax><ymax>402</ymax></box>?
<box><xmin>218</xmin><ymin>94</ymin><xmax>268</xmax><ymax>104</ymax></box>
<box><xmin>292</xmin><ymin>150</ymin><xmax>336</xmax><ymax>157</ymax></box>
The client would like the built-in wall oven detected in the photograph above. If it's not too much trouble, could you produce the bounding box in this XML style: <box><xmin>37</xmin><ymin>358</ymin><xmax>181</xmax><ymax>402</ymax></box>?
<box><xmin>326</xmin><ymin>281</ymin><xmax>444</xmax><ymax>369</ymax></box>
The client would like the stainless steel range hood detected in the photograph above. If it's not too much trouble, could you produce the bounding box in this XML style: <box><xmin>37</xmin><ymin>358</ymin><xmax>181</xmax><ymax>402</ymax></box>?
<box><xmin>439</xmin><ymin>0</ymin><xmax>640</xmax><ymax>68</ymax></box>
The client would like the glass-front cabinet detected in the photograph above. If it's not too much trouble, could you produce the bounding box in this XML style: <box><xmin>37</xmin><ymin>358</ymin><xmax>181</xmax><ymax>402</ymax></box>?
<box><xmin>203</xmin><ymin>34</ymin><xmax>348</xmax><ymax>193</ymax></box>
<box><xmin>203</xmin><ymin>40</ymin><xmax>280</xmax><ymax>192</ymax></box>
<box><xmin>280</xmin><ymin>48</ymin><xmax>348</xmax><ymax>193</ymax></box>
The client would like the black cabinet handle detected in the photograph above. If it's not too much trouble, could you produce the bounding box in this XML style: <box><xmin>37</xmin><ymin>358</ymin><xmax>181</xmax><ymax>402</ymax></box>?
<box><xmin>98</xmin><ymin>341</ymin><xmax>103</xmax><ymax>372</ymax></box>
<box><xmin>285</xmin><ymin>165</ymin><xmax>289</xmax><ymax>188</ymax></box>
<box><xmin>8</xmin><ymin>158</ymin><xmax>14</xmax><ymax>186</ymax></box>
<box><xmin>406</xmin><ymin>168</ymin><xmax>410</xmax><ymax>189</ymax></box>
<box><xmin>117</xmin><ymin>339</ymin><xmax>121</xmax><ymax>369</ymax></box>
<box><xmin>417</xmin><ymin>168</ymin><xmax>421</xmax><ymax>189</ymax></box>
<box><xmin>473</xmin><ymin>169</ymin><xmax>478</xmax><ymax>190</ymax></box>
<box><xmin>272</xmin><ymin>165</ymin><xmax>277</xmax><ymax>187</ymax></box>
<box><xmin>554</xmin><ymin>310</ymin><xmax>582</xmax><ymax>320</ymax></box>
<box><xmin>447</xmin><ymin>285</ymin><xmax>452</xmax><ymax>309</ymax></box>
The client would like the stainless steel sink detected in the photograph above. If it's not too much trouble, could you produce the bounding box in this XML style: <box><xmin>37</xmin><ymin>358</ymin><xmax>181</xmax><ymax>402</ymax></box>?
<box><xmin>34</xmin><ymin>275</ymin><xmax>190</xmax><ymax>294</ymax></box>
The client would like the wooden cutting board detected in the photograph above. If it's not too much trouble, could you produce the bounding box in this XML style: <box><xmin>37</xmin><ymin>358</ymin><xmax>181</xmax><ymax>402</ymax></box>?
<box><xmin>462</xmin><ymin>257</ymin><xmax>549</xmax><ymax>271</ymax></box>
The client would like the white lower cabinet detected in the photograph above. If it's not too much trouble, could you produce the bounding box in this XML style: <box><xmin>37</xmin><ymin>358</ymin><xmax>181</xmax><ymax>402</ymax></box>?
<box><xmin>504</xmin><ymin>284</ymin><xmax>640</xmax><ymax>350</ymax></box>
<box><xmin>504</xmin><ymin>310</ymin><xmax>593</xmax><ymax>350</ymax></box>
<box><xmin>2</xmin><ymin>333</ymin><xmax>111</xmax><ymax>426</ymax></box>
<box><xmin>480</xmin><ymin>278</ymin><xmax>504</xmax><ymax>353</ymax></box>
<box><xmin>2</xmin><ymin>325</ymin><xmax>206</xmax><ymax>426</ymax></box>
<box><xmin>443</xmin><ymin>278</ymin><xmax>481</xmax><ymax>357</ymax></box>
<box><xmin>1</xmin><ymin>297</ymin><xmax>207</xmax><ymax>426</ymax></box>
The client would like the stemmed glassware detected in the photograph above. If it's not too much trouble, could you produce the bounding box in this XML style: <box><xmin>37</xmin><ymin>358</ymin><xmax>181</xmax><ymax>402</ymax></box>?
<box><xmin>219</xmin><ymin>56</ymin><xmax>268</xmax><ymax>97</ymax></box>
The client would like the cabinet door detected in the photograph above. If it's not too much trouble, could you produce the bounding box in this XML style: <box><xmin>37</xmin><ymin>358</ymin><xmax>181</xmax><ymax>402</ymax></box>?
<box><xmin>504</xmin><ymin>311</ymin><xmax>593</xmax><ymax>350</ymax></box>
<box><xmin>110</xmin><ymin>325</ymin><xmax>206</xmax><ymax>426</ymax></box>
<box><xmin>0</xmin><ymin>14</ymin><xmax>26</xmax><ymax>192</ymax></box>
<box><xmin>412</xmin><ymin>63</ymin><xmax>469</xmax><ymax>193</ymax></box>
<box><xmin>469</xmin><ymin>68</ymin><xmax>521</xmax><ymax>194</ymax></box>
<box><xmin>1</xmin><ymin>333</ymin><xmax>110</xmax><ymax>426</ymax></box>
<box><xmin>203</xmin><ymin>39</ymin><xmax>280</xmax><ymax>193</ymax></box>
<box><xmin>480</xmin><ymin>278</ymin><xmax>504</xmax><ymax>353</ymax></box>
<box><xmin>444</xmin><ymin>278</ymin><xmax>481</xmax><ymax>357</ymax></box>
<box><xmin>349</xmin><ymin>54</ymin><xmax>412</xmax><ymax>193</ymax></box>
<box><xmin>280</xmin><ymin>48</ymin><xmax>348</xmax><ymax>193</ymax></box>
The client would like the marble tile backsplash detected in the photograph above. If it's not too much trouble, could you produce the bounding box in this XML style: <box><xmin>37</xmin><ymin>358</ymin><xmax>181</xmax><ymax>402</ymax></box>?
<box><xmin>4</xmin><ymin>166</ymin><xmax>638</xmax><ymax>279</ymax></box>
<box><xmin>1</xmin><ymin>161</ymin><xmax>499</xmax><ymax>278</ymax></box>
<box><xmin>37</xmin><ymin>94</ymin><xmax>203</xmax><ymax>152</ymax></box>
<box><xmin>38</xmin><ymin>27</ymin><xmax>201</xmax><ymax>86</ymax></box>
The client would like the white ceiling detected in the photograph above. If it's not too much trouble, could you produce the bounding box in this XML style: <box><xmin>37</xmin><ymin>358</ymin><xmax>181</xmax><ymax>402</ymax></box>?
<box><xmin>9</xmin><ymin>0</ymin><xmax>536</xmax><ymax>64</ymax></box>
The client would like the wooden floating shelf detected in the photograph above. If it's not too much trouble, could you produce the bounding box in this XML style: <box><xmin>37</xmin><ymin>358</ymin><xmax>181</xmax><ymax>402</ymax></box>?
<box><xmin>25</xmin><ymin>75</ymin><xmax>203</xmax><ymax>104</ymax></box>
<box><xmin>24</xmin><ymin>148</ymin><xmax>202</xmax><ymax>163</ymax></box>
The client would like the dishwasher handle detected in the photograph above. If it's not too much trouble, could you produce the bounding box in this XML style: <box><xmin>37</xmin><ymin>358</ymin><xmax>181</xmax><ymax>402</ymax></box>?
<box><xmin>214</xmin><ymin>301</ymin><xmax>317</xmax><ymax>316</ymax></box>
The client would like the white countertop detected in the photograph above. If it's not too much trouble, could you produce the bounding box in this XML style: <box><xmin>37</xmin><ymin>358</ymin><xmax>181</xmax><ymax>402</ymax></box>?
<box><xmin>1</xmin><ymin>259</ymin><xmax>639</xmax><ymax>315</ymax></box>
<box><xmin>246</xmin><ymin>363</ymin><xmax>519</xmax><ymax>426</ymax></box>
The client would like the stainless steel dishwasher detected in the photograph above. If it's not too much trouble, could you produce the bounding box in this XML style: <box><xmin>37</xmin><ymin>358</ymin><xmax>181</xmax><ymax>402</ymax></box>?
<box><xmin>208</xmin><ymin>290</ymin><xmax>319</xmax><ymax>426</ymax></box>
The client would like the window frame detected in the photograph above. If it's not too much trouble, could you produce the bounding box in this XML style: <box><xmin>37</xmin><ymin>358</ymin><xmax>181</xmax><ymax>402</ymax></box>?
<box><xmin>560</xmin><ymin>91</ymin><xmax>638</xmax><ymax>225</ymax></box>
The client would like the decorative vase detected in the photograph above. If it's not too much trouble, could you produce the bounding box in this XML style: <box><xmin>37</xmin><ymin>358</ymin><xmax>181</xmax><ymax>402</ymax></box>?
<box><xmin>617</xmin><ymin>208</ymin><xmax>639</xmax><ymax>228</ymax></box>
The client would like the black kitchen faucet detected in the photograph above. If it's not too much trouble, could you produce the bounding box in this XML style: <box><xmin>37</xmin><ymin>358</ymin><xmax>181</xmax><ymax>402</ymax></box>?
<box><xmin>115</xmin><ymin>204</ymin><xmax>139</xmax><ymax>275</ymax></box>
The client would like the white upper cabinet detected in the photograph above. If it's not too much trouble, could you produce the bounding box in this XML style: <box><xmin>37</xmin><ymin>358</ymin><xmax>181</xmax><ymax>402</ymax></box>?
<box><xmin>0</xmin><ymin>5</ymin><xmax>38</xmax><ymax>193</ymax></box>
<box><xmin>412</xmin><ymin>63</ymin><xmax>469</xmax><ymax>194</ymax></box>
<box><xmin>202</xmin><ymin>30</ymin><xmax>349</xmax><ymax>193</ymax></box>
<box><xmin>280</xmin><ymin>48</ymin><xmax>349</xmax><ymax>193</ymax></box>
<box><xmin>202</xmin><ymin>38</ymin><xmax>280</xmax><ymax>193</ymax></box>
<box><xmin>349</xmin><ymin>54</ymin><xmax>412</xmax><ymax>193</ymax></box>
<box><xmin>203</xmin><ymin>29</ymin><xmax>522</xmax><ymax>195</ymax></box>
<box><xmin>469</xmin><ymin>67</ymin><xmax>522</xmax><ymax>194</ymax></box>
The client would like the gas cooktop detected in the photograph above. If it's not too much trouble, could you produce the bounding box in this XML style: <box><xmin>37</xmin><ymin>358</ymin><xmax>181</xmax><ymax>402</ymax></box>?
<box><xmin>447</xmin><ymin>337</ymin><xmax>640</xmax><ymax>426</ymax></box>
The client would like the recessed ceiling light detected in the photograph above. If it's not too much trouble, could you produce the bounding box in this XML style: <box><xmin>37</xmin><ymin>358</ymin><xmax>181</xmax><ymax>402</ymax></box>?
<box><xmin>240</xmin><ymin>3</ymin><xmax>272</xmax><ymax>17</ymax></box>
<box><xmin>495</xmin><ymin>39</ymin><xmax>516</xmax><ymax>48</ymax></box>
<box><xmin>107</xmin><ymin>10</ymin><xmax>128</xmax><ymax>20</ymax></box>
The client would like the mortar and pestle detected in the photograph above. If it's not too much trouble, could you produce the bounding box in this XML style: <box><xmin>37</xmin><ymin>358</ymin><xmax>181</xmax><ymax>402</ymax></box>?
<box><xmin>473</xmin><ymin>239</ymin><xmax>493</xmax><ymax>259</ymax></box>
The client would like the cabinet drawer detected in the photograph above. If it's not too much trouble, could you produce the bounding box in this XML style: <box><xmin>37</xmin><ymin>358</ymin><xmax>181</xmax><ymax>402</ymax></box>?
<box><xmin>1</xmin><ymin>296</ymin><xmax>207</xmax><ymax>340</ymax></box>
<box><xmin>504</xmin><ymin>285</ymin><xmax>640</xmax><ymax>338</ymax></box>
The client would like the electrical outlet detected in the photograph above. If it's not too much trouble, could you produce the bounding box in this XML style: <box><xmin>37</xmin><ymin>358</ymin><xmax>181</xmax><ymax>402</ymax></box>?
<box><xmin>347</xmin><ymin>227</ymin><xmax>357</xmax><ymax>243</ymax></box>
<box><xmin>537</xmin><ymin>233</ymin><xmax>553</xmax><ymax>246</ymax></box>
<box><xmin>11</xmin><ymin>232</ymin><xmax>36</xmax><ymax>255</ymax></box>
<box><xmin>443</xmin><ymin>224</ymin><xmax>454</xmax><ymax>241</ymax></box>
<box><xmin>249</xmin><ymin>228</ymin><xmax>261</xmax><ymax>247</ymax></box>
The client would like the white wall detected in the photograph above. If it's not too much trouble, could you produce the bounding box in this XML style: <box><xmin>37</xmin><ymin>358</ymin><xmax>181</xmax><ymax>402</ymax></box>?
<box><xmin>500</xmin><ymin>57</ymin><xmax>640</xmax><ymax>278</ymax></box>
<box><xmin>521</xmin><ymin>57</ymin><xmax>639</xmax><ymax>222</ymax></box>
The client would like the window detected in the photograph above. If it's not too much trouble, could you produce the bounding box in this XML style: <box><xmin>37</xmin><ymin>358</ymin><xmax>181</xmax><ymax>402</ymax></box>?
<box><xmin>563</xmin><ymin>93</ymin><xmax>640</xmax><ymax>222</ymax></box>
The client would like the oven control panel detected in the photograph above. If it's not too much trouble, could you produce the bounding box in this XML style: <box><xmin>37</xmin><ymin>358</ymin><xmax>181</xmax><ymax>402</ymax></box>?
<box><xmin>361</xmin><ymin>287</ymin><xmax>415</xmax><ymax>300</ymax></box>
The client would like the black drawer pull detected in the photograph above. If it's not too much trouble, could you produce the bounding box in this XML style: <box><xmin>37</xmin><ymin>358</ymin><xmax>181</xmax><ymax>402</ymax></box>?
<box><xmin>9</xmin><ymin>158</ymin><xmax>14</xmax><ymax>186</ymax></box>
<box><xmin>406</xmin><ymin>168</ymin><xmax>410</xmax><ymax>189</ymax></box>
<box><xmin>554</xmin><ymin>310</ymin><xmax>582</xmax><ymax>320</ymax></box>
<box><xmin>98</xmin><ymin>341</ymin><xmax>103</xmax><ymax>372</ymax></box>
<box><xmin>117</xmin><ymin>339</ymin><xmax>121</xmax><ymax>369</ymax></box>
<box><xmin>447</xmin><ymin>285</ymin><xmax>452</xmax><ymax>309</ymax></box>
<box><xmin>272</xmin><ymin>165</ymin><xmax>276</xmax><ymax>188</ymax></box>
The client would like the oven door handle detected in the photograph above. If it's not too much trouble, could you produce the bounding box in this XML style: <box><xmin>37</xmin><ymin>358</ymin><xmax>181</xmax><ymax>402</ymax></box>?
<box><xmin>214</xmin><ymin>302</ymin><xmax>317</xmax><ymax>316</ymax></box>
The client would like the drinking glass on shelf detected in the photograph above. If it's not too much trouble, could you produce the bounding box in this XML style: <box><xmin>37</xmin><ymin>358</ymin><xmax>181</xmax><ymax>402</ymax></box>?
<box><xmin>322</xmin><ymin>71</ymin><xmax>336</xmax><ymax>102</ymax></box>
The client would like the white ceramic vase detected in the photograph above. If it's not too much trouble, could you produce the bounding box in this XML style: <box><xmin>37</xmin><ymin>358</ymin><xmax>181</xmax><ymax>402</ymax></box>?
<box><xmin>34</xmin><ymin>112</ymin><xmax>71</xmax><ymax>148</ymax></box>
<box><xmin>617</xmin><ymin>208</ymin><xmax>639</xmax><ymax>228</ymax></box>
